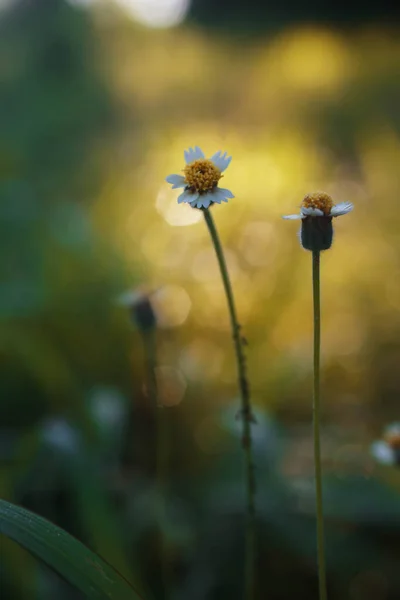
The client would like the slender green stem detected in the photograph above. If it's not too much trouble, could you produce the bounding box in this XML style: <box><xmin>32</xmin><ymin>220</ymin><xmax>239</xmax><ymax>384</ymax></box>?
<box><xmin>142</xmin><ymin>331</ymin><xmax>170</xmax><ymax>600</ymax></box>
<box><xmin>143</xmin><ymin>330</ymin><xmax>159</xmax><ymax>410</ymax></box>
<box><xmin>312</xmin><ymin>250</ymin><xmax>328</xmax><ymax>600</ymax></box>
<box><xmin>203</xmin><ymin>207</ymin><xmax>256</xmax><ymax>600</ymax></box>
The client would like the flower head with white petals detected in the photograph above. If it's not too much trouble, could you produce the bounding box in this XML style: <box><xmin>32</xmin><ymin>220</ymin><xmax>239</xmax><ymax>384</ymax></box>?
<box><xmin>283</xmin><ymin>192</ymin><xmax>354</xmax><ymax>221</ymax></box>
<box><xmin>370</xmin><ymin>422</ymin><xmax>400</xmax><ymax>467</ymax></box>
<box><xmin>166</xmin><ymin>146</ymin><xmax>234</xmax><ymax>209</ymax></box>
<box><xmin>283</xmin><ymin>191</ymin><xmax>354</xmax><ymax>251</ymax></box>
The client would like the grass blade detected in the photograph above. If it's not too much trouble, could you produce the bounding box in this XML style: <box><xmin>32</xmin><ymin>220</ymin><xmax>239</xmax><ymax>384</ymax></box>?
<box><xmin>0</xmin><ymin>499</ymin><xmax>143</xmax><ymax>600</ymax></box>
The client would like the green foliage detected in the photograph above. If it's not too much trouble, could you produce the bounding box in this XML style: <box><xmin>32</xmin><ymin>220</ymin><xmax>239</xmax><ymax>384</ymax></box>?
<box><xmin>0</xmin><ymin>0</ymin><xmax>117</xmax><ymax>198</ymax></box>
<box><xmin>188</xmin><ymin>0</ymin><xmax>398</xmax><ymax>32</ymax></box>
<box><xmin>0</xmin><ymin>499</ymin><xmax>142</xmax><ymax>600</ymax></box>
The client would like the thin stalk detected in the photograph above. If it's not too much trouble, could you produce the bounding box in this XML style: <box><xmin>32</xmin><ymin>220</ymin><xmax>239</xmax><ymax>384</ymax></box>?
<box><xmin>203</xmin><ymin>207</ymin><xmax>256</xmax><ymax>600</ymax></box>
<box><xmin>143</xmin><ymin>330</ymin><xmax>158</xmax><ymax>410</ymax></box>
<box><xmin>312</xmin><ymin>250</ymin><xmax>328</xmax><ymax>600</ymax></box>
<box><xmin>142</xmin><ymin>331</ymin><xmax>170</xmax><ymax>600</ymax></box>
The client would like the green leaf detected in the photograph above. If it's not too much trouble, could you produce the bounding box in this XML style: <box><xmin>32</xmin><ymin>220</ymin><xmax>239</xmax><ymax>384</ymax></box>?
<box><xmin>0</xmin><ymin>500</ymin><xmax>144</xmax><ymax>600</ymax></box>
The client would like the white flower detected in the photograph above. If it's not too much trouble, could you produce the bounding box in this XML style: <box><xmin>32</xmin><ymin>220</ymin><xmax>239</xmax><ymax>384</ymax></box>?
<box><xmin>370</xmin><ymin>422</ymin><xmax>400</xmax><ymax>466</ymax></box>
<box><xmin>370</xmin><ymin>441</ymin><xmax>396</xmax><ymax>465</ymax></box>
<box><xmin>88</xmin><ymin>387</ymin><xmax>127</xmax><ymax>430</ymax></box>
<box><xmin>166</xmin><ymin>146</ymin><xmax>234</xmax><ymax>209</ymax></box>
<box><xmin>283</xmin><ymin>192</ymin><xmax>354</xmax><ymax>251</ymax></box>
<box><xmin>283</xmin><ymin>191</ymin><xmax>353</xmax><ymax>220</ymax></box>
<box><xmin>40</xmin><ymin>418</ymin><xmax>80</xmax><ymax>454</ymax></box>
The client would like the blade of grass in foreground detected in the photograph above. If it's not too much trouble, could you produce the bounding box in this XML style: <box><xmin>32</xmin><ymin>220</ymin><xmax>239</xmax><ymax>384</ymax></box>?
<box><xmin>0</xmin><ymin>500</ymin><xmax>143</xmax><ymax>600</ymax></box>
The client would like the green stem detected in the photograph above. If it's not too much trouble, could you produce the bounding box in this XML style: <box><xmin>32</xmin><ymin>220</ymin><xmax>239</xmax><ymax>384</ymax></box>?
<box><xmin>143</xmin><ymin>330</ymin><xmax>159</xmax><ymax>410</ymax></box>
<box><xmin>143</xmin><ymin>331</ymin><xmax>170</xmax><ymax>600</ymax></box>
<box><xmin>312</xmin><ymin>250</ymin><xmax>328</xmax><ymax>600</ymax></box>
<box><xmin>203</xmin><ymin>207</ymin><xmax>256</xmax><ymax>600</ymax></box>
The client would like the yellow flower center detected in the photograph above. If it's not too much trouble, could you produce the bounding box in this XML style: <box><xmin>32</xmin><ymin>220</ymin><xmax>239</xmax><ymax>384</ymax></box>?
<box><xmin>384</xmin><ymin>431</ymin><xmax>400</xmax><ymax>450</ymax></box>
<box><xmin>301</xmin><ymin>192</ymin><xmax>334</xmax><ymax>216</ymax></box>
<box><xmin>183</xmin><ymin>159</ymin><xmax>222</xmax><ymax>193</ymax></box>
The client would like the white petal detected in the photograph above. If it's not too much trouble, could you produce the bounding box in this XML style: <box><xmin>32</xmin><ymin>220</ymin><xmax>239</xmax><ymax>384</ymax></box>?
<box><xmin>218</xmin><ymin>187</ymin><xmax>234</xmax><ymax>199</ymax></box>
<box><xmin>193</xmin><ymin>193</ymin><xmax>213</xmax><ymax>209</ymax></box>
<box><xmin>211</xmin><ymin>189</ymin><xmax>227</xmax><ymax>204</ymax></box>
<box><xmin>177</xmin><ymin>190</ymin><xmax>188</xmax><ymax>204</ymax></box>
<box><xmin>210</xmin><ymin>150</ymin><xmax>222</xmax><ymax>166</ymax></box>
<box><xmin>370</xmin><ymin>441</ymin><xmax>395</xmax><ymax>465</ymax></box>
<box><xmin>330</xmin><ymin>202</ymin><xmax>354</xmax><ymax>217</ymax></box>
<box><xmin>116</xmin><ymin>289</ymin><xmax>144</xmax><ymax>306</ymax></box>
<box><xmin>184</xmin><ymin>146</ymin><xmax>205</xmax><ymax>164</ymax></box>
<box><xmin>41</xmin><ymin>418</ymin><xmax>80</xmax><ymax>454</ymax></box>
<box><xmin>166</xmin><ymin>174</ymin><xmax>184</xmax><ymax>185</ymax></box>
<box><xmin>201</xmin><ymin>195</ymin><xmax>212</xmax><ymax>209</ymax></box>
<box><xmin>194</xmin><ymin>145</ymin><xmax>205</xmax><ymax>159</ymax></box>
<box><xmin>210</xmin><ymin>150</ymin><xmax>232</xmax><ymax>172</ymax></box>
<box><xmin>166</xmin><ymin>174</ymin><xmax>186</xmax><ymax>189</ymax></box>
<box><xmin>177</xmin><ymin>190</ymin><xmax>196</xmax><ymax>204</ymax></box>
<box><xmin>301</xmin><ymin>207</ymin><xmax>324</xmax><ymax>216</ymax></box>
<box><xmin>190</xmin><ymin>197</ymin><xmax>204</xmax><ymax>209</ymax></box>
<box><xmin>211</xmin><ymin>191</ymin><xmax>222</xmax><ymax>204</ymax></box>
<box><xmin>282</xmin><ymin>214</ymin><xmax>303</xmax><ymax>220</ymax></box>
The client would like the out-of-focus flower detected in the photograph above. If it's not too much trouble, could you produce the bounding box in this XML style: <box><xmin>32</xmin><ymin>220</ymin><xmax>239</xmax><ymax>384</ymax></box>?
<box><xmin>40</xmin><ymin>418</ymin><xmax>80</xmax><ymax>454</ymax></box>
<box><xmin>166</xmin><ymin>146</ymin><xmax>234</xmax><ymax>209</ymax></box>
<box><xmin>88</xmin><ymin>386</ymin><xmax>127</xmax><ymax>430</ymax></box>
<box><xmin>116</xmin><ymin>287</ymin><xmax>157</xmax><ymax>331</ymax></box>
<box><xmin>370</xmin><ymin>423</ymin><xmax>400</xmax><ymax>466</ymax></box>
<box><xmin>283</xmin><ymin>192</ymin><xmax>353</xmax><ymax>251</ymax></box>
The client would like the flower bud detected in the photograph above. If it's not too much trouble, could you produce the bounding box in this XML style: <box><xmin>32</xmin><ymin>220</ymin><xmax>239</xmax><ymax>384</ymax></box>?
<box><xmin>117</xmin><ymin>288</ymin><xmax>157</xmax><ymax>332</ymax></box>
<box><xmin>130</xmin><ymin>296</ymin><xmax>156</xmax><ymax>332</ymax></box>
<box><xmin>301</xmin><ymin>216</ymin><xmax>333</xmax><ymax>252</ymax></box>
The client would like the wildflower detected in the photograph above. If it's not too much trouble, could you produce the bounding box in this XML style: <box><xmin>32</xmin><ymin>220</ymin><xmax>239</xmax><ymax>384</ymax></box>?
<box><xmin>370</xmin><ymin>423</ymin><xmax>400</xmax><ymax>466</ymax></box>
<box><xmin>283</xmin><ymin>190</ymin><xmax>354</xmax><ymax>597</ymax></box>
<box><xmin>116</xmin><ymin>287</ymin><xmax>157</xmax><ymax>332</ymax></box>
<box><xmin>40</xmin><ymin>418</ymin><xmax>80</xmax><ymax>454</ymax></box>
<box><xmin>169</xmin><ymin>147</ymin><xmax>256</xmax><ymax>594</ymax></box>
<box><xmin>166</xmin><ymin>146</ymin><xmax>234</xmax><ymax>209</ymax></box>
<box><xmin>283</xmin><ymin>192</ymin><xmax>353</xmax><ymax>251</ymax></box>
<box><xmin>88</xmin><ymin>387</ymin><xmax>127</xmax><ymax>430</ymax></box>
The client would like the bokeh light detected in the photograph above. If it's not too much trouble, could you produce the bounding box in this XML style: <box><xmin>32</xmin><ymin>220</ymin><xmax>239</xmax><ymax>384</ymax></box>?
<box><xmin>68</xmin><ymin>0</ymin><xmax>189</xmax><ymax>28</ymax></box>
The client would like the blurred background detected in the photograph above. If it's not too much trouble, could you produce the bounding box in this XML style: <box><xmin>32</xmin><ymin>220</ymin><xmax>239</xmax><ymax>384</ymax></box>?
<box><xmin>1</xmin><ymin>0</ymin><xmax>400</xmax><ymax>599</ymax></box>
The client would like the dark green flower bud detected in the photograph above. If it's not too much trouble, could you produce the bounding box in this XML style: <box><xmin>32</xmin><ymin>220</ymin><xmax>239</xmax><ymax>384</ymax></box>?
<box><xmin>301</xmin><ymin>216</ymin><xmax>333</xmax><ymax>252</ymax></box>
<box><xmin>117</xmin><ymin>288</ymin><xmax>157</xmax><ymax>332</ymax></box>
<box><xmin>130</xmin><ymin>296</ymin><xmax>156</xmax><ymax>332</ymax></box>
